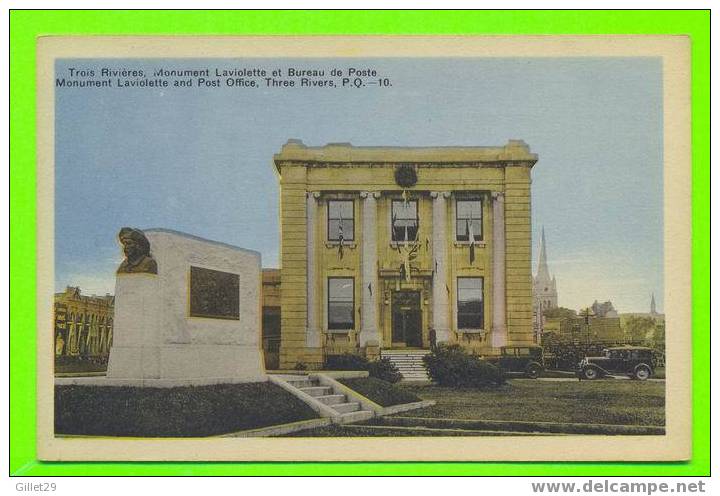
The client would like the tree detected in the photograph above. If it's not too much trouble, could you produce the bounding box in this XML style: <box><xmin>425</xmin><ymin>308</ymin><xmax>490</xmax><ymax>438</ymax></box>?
<box><xmin>650</xmin><ymin>322</ymin><xmax>665</xmax><ymax>353</ymax></box>
<box><xmin>624</xmin><ymin>316</ymin><xmax>656</xmax><ymax>345</ymax></box>
<box><xmin>543</xmin><ymin>307</ymin><xmax>577</xmax><ymax>320</ymax></box>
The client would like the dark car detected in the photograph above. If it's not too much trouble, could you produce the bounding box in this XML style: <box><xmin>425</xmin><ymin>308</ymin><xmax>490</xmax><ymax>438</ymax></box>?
<box><xmin>488</xmin><ymin>345</ymin><xmax>544</xmax><ymax>379</ymax></box>
<box><xmin>577</xmin><ymin>346</ymin><xmax>654</xmax><ymax>381</ymax></box>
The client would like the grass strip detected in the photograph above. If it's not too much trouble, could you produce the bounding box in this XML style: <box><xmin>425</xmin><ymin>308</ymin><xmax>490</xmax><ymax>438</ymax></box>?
<box><xmin>338</xmin><ymin>377</ymin><xmax>421</xmax><ymax>407</ymax></box>
<box><xmin>55</xmin><ymin>382</ymin><xmax>317</xmax><ymax>437</ymax></box>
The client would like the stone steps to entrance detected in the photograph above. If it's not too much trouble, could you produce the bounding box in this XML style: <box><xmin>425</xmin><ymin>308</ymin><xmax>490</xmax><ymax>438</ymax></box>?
<box><xmin>286</xmin><ymin>379</ymin><xmax>315</xmax><ymax>388</ymax></box>
<box><xmin>339</xmin><ymin>410</ymin><xmax>374</xmax><ymax>423</ymax></box>
<box><xmin>315</xmin><ymin>394</ymin><xmax>346</xmax><ymax>405</ymax></box>
<box><xmin>266</xmin><ymin>373</ymin><xmax>435</xmax><ymax>435</ymax></box>
<box><xmin>279</xmin><ymin>376</ymin><xmax>373</xmax><ymax>421</ymax></box>
<box><xmin>381</xmin><ymin>350</ymin><xmax>430</xmax><ymax>354</ymax></box>
<box><xmin>333</xmin><ymin>402</ymin><xmax>361</xmax><ymax>414</ymax></box>
<box><xmin>381</xmin><ymin>350</ymin><xmax>431</xmax><ymax>381</ymax></box>
<box><xmin>299</xmin><ymin>386</ymin><xmax>332</xmax><ymax>397</ymax></box>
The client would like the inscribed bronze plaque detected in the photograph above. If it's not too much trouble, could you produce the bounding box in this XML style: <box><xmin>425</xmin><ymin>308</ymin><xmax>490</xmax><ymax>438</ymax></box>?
<box><xmin>189</xmin><ymin>266</ymin><xmax>240</xmax><ymax>320</ymax></box>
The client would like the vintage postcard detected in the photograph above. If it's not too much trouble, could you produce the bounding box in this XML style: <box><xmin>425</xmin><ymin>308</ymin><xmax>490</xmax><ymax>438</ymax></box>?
<box><xmin>36</xmin><ymin>36</ymin><xmax>691</xmax><ymax>461</ymax></box>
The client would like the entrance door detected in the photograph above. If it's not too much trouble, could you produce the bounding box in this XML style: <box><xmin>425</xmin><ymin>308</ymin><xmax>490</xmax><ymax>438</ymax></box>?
<box><xmin>392</xmin><ymin>291</ymin><xmax>423</xmax><ymax>347</ymax></box>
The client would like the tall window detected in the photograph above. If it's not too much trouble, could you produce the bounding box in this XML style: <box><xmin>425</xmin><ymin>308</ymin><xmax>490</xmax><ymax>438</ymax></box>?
<box><xmin>327</xmin><ymin>200</ymin><xmax>354</xmax><ymax>242</ymax></box>
<box><xmin>328</xmin><ymin>277</ymin><xmax>354</xmax><ymax>330</ymax></box>
<box><xmin>456</xmin><ymin>199</ymin><xmax>482</xmax><ymax>242</ymax></box>
<box><xmin>457</xmin><ymin>277</ymin><xmax>484</xmax><ymax>329</ymax></box>
<box><xmin>391</xmin><ymin>200</ymin><xmax>418</xmax><ymax>241</ymax></box>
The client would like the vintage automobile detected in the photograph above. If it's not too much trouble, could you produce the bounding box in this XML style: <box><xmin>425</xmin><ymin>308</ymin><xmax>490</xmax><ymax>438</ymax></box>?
<box><xmin>577</xmin><ymin>346</ymin><xmax>655</xmax><ymax>380</ymax></box>
<box><xmin>486</xmin><ymin>345</ymin><xmax>545</xmax><ymax>379</ymax></box>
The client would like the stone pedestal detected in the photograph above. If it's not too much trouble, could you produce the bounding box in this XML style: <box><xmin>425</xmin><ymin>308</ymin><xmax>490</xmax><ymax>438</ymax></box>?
<box><xmin>76</xmin><ymin>228</ymin><xmax>266</xmax><ymax>387</ymax></box>
<box><xmin>106</xmin><ymin>274</ymin><xmax>162</xmax><ymax>379</ymax></box>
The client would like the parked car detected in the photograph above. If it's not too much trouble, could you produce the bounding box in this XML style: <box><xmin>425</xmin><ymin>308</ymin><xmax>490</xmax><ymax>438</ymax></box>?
<box><xmin>576</xmin><ymin>346</ymin><xmax>654</xmax><ymax>381</ymax></box>
<box><xmin>486</xmin><ymin>345</ymin><xmax>545</xmax><ymax>379</ymax></box>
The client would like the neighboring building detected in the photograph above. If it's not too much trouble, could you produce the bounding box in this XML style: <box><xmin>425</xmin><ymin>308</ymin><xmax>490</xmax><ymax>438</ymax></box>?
<box><xmin>532</xmin><ymin>227</ymin><xmax>558</xmax><ymax>342</ymax></box>
<box><xmin>591</xmin><ymin>300</ymin><xmax>618</xmax><ymax>318</ymax></box>
<box><xmin>273</xmin><ymin>139</ymin><xmax>538</xmax><ymax>368</ymax></box>
<box><xmin>261</xmin><ymin>268</ymin><xmax>282</xmax><ymax>369</ymax></box>
<box><xmin>54</xmin><ymin>286</ymin><xmax>114</xmax><ymax>358</ymax></box>
<box><xmin>543</xmin><ymin>312</ymin><xmax>624</xmax><ymax>346</ymax></box>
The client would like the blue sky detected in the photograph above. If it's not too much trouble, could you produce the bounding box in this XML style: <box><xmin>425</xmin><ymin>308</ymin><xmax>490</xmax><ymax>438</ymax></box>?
<box><xmin>55</xmin><ymin>57</ymin><xmax>663</xmax><ymax>313</ymax></box>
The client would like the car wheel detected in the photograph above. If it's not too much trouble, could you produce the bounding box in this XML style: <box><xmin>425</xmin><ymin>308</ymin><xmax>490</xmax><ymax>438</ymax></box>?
<box><xmin>526</xmin><ymin>363</ymin><xmax>541</xmax><ymax>379</ymax></box>
<box><xmin>634</xmin><ymin>365</ymin><xmax>651</xmax><ymax>381</ymax></box>
<box><xmin>583</xmin><ymin>367</ymin><xmax>598</xmax><ymax>380</ymax></box>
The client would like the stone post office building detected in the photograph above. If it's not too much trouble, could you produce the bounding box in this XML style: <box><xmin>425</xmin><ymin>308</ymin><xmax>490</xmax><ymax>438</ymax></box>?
<box><xmin>273</xmin><ymin>139</ymin><xmax>538</xmax><ymax>369</ymax></box>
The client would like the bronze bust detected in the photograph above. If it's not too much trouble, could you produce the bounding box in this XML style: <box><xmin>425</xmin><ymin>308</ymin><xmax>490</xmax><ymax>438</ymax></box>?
<box><xmin>117</xmin><ymin>227</ymin><xmax>158</xmax><ymax>274</ymax></box>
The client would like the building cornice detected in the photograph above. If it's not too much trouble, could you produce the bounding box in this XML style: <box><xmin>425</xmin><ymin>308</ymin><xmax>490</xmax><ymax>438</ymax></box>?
<box><xmin>273</xmin><ymin>139</ymin><xmax>538</xmax><ymax>172</ymax></box>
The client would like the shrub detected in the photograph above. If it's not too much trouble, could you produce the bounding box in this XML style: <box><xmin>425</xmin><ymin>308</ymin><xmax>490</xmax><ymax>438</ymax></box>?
<box><xmin>423</xmin><ymin>344</ymin><xmax>505</xmax><ymax>388</ymax></box>
<box><xmin>324</xmin><ymin>353</ymin><xmax>402</xmax><ymax>383</ymax></box>
<box><xmin>324</xmin><ymin>353</ymin><xmax>369</xmax><ymax>371</ymax></box>
<box><xmin>367</xmin><ymin>358</ymin><xmax>402</xmax><ymax>384</ymax></box>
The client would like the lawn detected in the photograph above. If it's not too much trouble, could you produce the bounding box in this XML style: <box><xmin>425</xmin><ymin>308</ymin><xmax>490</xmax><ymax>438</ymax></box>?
<box><xmin>55</xmin><ymin>382</ymin><xmax>318</xmax><ymax>437</ymax></box>
<box><xmin>338</xmin><ymin>377</ymin><xmax>421</xmax><ymax>406</ymax></box>
<box><xmin>396</xmin><ymin>379</ymin><xmax>665</xmax><ymax>426</ymax></box>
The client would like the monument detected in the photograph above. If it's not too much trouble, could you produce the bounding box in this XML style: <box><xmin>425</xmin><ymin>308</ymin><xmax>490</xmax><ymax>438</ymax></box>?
<box><xmin>59</xmin><ymin>227</ymin><xmax>266</xmax><ymax>387</ymax></box>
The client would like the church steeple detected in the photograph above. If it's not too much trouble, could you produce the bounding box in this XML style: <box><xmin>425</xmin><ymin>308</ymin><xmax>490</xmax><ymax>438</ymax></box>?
<box><xmin>533</xmin><ymin>226</ymin><xmax>558</xmax><ymax>310</ymax></box>
<box><xmin>536</xmin><ymin>227</ymin><xmax>551</xmax><ymax>282</ymax></box>
<box><xmin>650</xmin><ymin>293</ymin><xmax>657</xmax><ymax>315</ymax></box>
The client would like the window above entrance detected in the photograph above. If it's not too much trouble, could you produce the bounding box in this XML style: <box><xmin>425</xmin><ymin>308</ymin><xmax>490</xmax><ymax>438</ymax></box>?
<box><xmin>327</xmin><ymin>200</ymin><xmax>354</xmax><ymax>242</ymax></box>
<box><xmin>391</xmin><ymin>200</ymin><xmax>418</xmax><ymax>242</ymax></box>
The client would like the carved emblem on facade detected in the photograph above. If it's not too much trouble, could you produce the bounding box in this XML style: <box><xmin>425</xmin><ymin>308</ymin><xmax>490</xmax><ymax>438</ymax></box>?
<box><xmin>394</xmin><ymin>165</ymin><xmax>417</xmax><ymax>188</ymax></box>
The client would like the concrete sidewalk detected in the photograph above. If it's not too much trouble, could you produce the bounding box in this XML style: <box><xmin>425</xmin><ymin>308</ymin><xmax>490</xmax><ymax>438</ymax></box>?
<box><xmin>511</xmin><ymin>377</ymin><xmax>665</xmax><ymax>383</ymax></box>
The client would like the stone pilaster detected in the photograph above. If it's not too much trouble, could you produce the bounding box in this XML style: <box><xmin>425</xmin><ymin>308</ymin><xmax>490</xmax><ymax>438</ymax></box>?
<box><xmin>359</xmin><ymin>191</ymin><xmax>380</xmax><ymax>347</ymax></box>
<box><xmin>491</xmin><ymin>191</ymin><xmax>507</xmax><ymax>348</ymax></box>
<box><xmin>504</xmin><ymin>166</ymin><xmax>534</xmax><ymax>345</ymax></box>
<box><xmin>306</xmin><ymin>192</ymin><xmax>321</xmax><ymax>348</ymax></box>
<box><xmin>431</xmin><ymin>191</ymin><xmax>451</xmax><ymax>343</ymax></box>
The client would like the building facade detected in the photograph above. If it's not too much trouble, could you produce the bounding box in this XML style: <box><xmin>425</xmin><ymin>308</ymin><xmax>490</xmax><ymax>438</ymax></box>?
<box><xmin>54</xmin><ymin>286</ymin><xmax>114</xmax><ymax>358</ymax></box>
<box><xmin>261</xmin><ymin>268</ymin><xmax>282</xmax><ymax>369</ymax></box>
<box><xmin>274</xmin><ymin>139</ymin><xmax>538</xmax><ymax>368</ymax></box>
